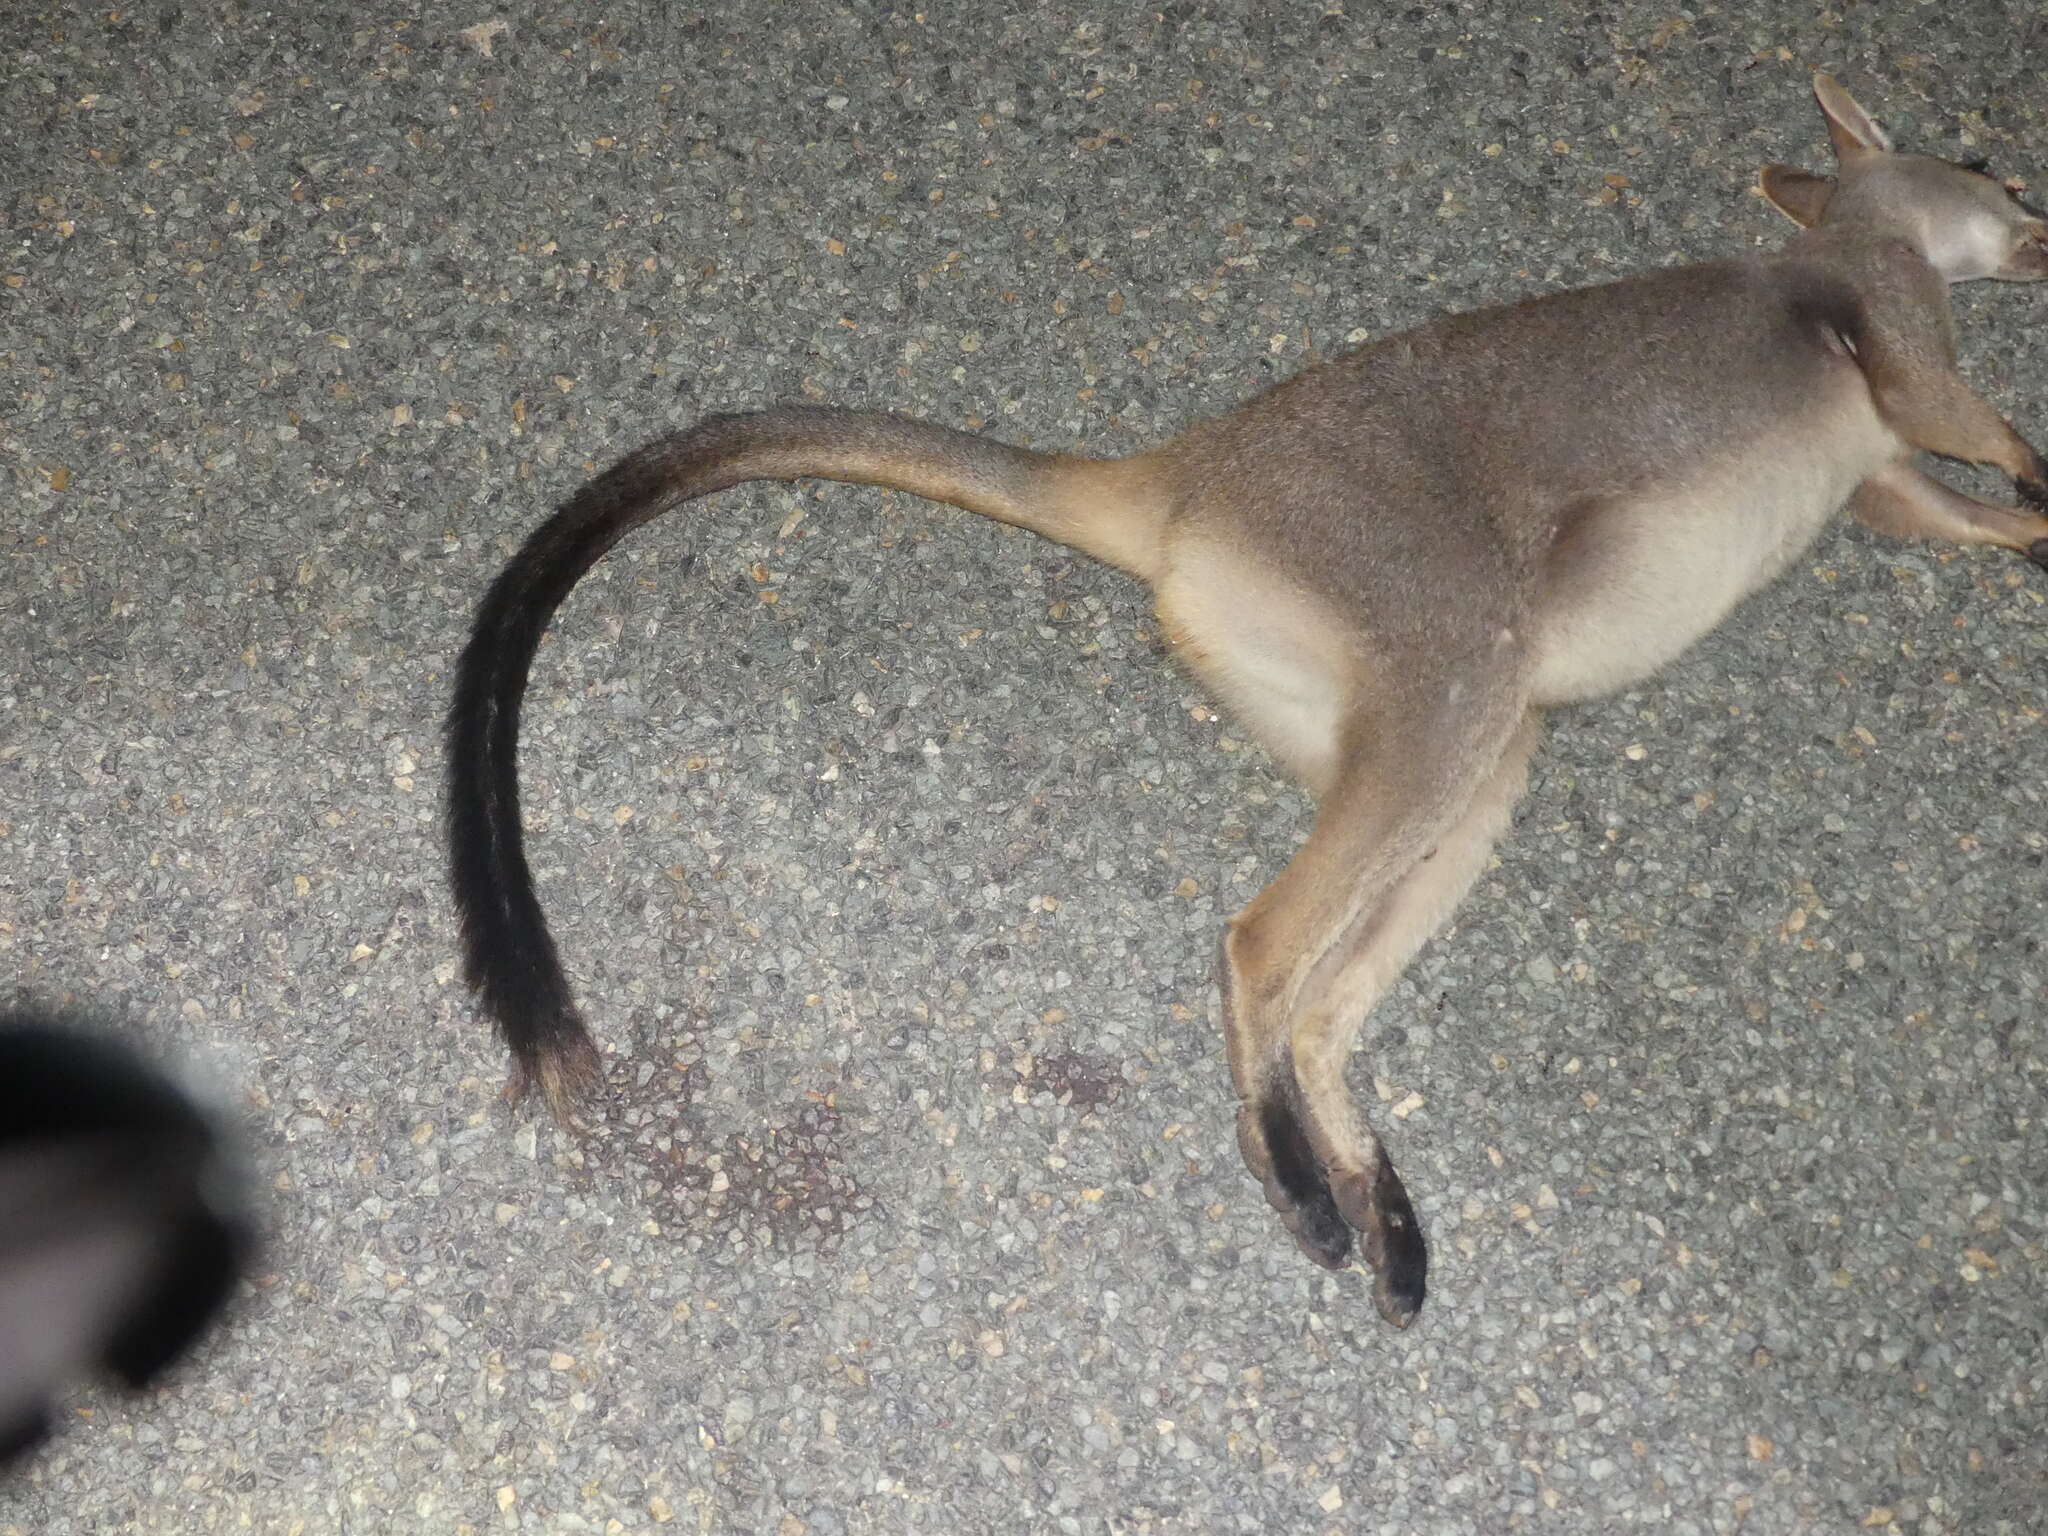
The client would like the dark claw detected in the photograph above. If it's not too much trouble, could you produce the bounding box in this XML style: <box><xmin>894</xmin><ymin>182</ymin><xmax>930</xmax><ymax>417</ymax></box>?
<box><xmin>2021</xmin><ymin>478</ymin><xmax>2048</xmax><ymax>513</ymax></box>
<box><xmin>2028</xmin><ymin>537</ymin><xmax>2048</xmax><ymax>572</ymax></box>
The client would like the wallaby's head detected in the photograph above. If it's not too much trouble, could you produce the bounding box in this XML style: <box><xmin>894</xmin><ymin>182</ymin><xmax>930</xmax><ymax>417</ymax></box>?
<box><xmin>1759</xmin><ymin>73</ymin><xmax>2048</xmax><ymax>283</ymax></box>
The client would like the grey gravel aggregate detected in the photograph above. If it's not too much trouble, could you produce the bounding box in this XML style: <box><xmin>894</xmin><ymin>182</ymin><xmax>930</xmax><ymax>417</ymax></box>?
<box><xmin>3</xmin><ymin>2</ymin><xmax>2046</xmax><ymax>1532</ymax></box>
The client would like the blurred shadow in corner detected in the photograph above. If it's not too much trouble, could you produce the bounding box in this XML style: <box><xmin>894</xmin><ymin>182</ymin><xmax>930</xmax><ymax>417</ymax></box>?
<box><xmin>0</xmin><ymin>1009</ymin><xmax>254</xmax><ymax>1468</ymax></box>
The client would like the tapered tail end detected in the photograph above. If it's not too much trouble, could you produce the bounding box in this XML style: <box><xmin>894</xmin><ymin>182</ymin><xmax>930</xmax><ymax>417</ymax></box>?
<box><xmin>453</xmin><ymin>883</ymin><xmax>607</xmax><ymax>1123</ymax></box>
<box><xmin>504</xmin><ymin>1019</ymin><xmax>605</xmax><ymax>1122</ymax></box>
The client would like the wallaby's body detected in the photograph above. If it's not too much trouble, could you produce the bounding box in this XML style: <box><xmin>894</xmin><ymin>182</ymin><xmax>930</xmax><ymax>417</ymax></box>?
<box><xmin>448</xmin><ymin>78</ymin><xmax>2048</xmax><ymax>1324</ymax></box>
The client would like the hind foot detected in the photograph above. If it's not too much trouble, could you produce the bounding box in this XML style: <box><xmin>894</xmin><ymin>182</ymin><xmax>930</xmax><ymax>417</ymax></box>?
<box><xmin>1238</xmin><ymin>1097</ymin><xmax>1428</xmax><ymax>1326</ymax></box>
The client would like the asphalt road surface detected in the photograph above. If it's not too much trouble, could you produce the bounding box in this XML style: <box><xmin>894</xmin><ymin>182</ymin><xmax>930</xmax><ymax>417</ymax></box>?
<box><xmin>3</xmin><ymin>3</ymin><xmax>2044</xmax><ymax>1531</ymax></box>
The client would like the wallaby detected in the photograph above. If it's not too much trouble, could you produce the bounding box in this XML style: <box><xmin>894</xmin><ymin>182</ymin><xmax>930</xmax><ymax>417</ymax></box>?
<box><xmin>448</xmin><ymin>76</ymin><xmax>2048</xmax><ymax>1325</ymax></box>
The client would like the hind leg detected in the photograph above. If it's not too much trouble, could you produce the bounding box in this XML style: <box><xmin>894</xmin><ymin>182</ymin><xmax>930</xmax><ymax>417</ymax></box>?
<box><xmin>1222</xmin><ymin>704</ymin><xmax>1543</xmax><ymax>1325</ymax></box>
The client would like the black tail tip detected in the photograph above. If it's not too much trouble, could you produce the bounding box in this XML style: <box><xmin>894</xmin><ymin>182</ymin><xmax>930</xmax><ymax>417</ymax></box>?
<box><xmin>506</xmin><ymin>1028</ymin><xmax>605</xmax><ymax>1123</ymax></box>
<box><xmin>461</xmin><ymin>951</ymin><xmax>604</xmax><ymax>1121</ymax></box>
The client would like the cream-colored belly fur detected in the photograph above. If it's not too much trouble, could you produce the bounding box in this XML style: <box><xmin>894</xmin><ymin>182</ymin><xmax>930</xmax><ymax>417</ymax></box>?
<box><xmin>1531</xmin><ymin>410</ymin><xmax>1901</xmax><ymax>706</ymax></box>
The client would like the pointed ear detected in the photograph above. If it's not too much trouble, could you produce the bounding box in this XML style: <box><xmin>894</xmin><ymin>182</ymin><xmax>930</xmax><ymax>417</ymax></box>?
<box><xmin>1812</xmin><ymin>73</ymin><xmax>1893</xmax><ymax>159</ymax></box>
<box><xmin>1759</xmin><ymin>164</ymin><xmax>1835</xmax><ymax>227</ymax></box>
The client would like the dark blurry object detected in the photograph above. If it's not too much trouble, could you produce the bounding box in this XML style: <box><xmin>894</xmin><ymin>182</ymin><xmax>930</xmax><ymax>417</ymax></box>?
<box><xmin>0</xmin><ymin>1014</ymin><xmax>253</xmax><ymax>1465</ymax></box>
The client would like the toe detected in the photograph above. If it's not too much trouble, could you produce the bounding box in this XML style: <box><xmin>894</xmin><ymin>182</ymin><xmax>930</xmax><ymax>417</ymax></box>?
<box><xmin>1332</xmin><ymin>1154</ymin><xmax>1428</xmax><ymax>1324</ymax></box>
<box><xmin>1284</xmin><ymin>1187</ymin><xmax>1354</xmax><ymax>1269</ymax></box>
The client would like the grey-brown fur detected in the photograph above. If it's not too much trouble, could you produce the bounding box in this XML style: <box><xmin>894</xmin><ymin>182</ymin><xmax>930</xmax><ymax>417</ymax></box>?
<box><xmin>447</xmin><ymin>76</ymin><xmax>2048</xmax><ymax>1325</ymax></box>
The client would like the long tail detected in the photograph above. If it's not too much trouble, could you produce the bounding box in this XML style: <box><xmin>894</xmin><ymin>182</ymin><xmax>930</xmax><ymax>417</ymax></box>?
<box><xmin>446</xmin><ymin>404</ymin><xmax>1165</xmax><ymax>1116</ymax></box>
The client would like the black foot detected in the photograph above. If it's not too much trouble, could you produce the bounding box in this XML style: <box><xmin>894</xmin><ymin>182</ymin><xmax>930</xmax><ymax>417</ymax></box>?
<box><xmin>2028</xmin><ymin>536</ymin><xmax>2048</xmax><ymax>572</ymax></box>
<box><xmin>1247</xmin><ymin>1093</ymin><xmax>1429</xmax><ymax>1323</ymax></box>
<box><xmin>1256</xmin><ymin>1096</ymin><xmax>1352</xmax><ymax>1268</ymax></box>
<box><xmin>1333</xmin><ymin>1153</ymin><xmax>1428</xmax><ymax>1327</ymax></box>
